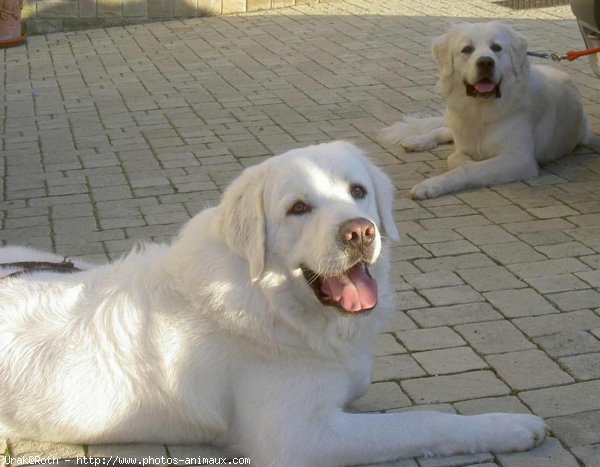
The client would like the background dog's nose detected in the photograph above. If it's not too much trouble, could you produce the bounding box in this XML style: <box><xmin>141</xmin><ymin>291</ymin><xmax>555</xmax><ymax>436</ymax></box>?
<box><xmin>476</xmin><ymin>56</ymin><xmax>495</xmax><ymax>70</ymax></box>
<box><xmin>339</xmin><ymin>218</ymin><xmax>376</xmax><ymax>248</ymax></box>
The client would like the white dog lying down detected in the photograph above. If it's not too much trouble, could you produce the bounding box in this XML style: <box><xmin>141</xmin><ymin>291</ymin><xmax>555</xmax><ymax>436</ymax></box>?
<box><xmin>381</xmin><ymin>21</ymin><xmax>590</xmax><ymax>199</ymax></box>
<box><xmin>0</xmin><ymin>142</ymin><xmax>546</xmax><ymax>466</ymax></box>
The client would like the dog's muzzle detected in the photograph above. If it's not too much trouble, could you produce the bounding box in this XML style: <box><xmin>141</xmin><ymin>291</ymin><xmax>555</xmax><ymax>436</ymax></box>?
<box><xmin>464</xmin><ymin>78</ymin><xmax>501</xmax><ymax>99</ymax></box>
<box><xmin>465</xmin><ymin>56</ymin><xmax>501</xmax><ymax>99</ymax></box>
<box><xmin>301</xmin><ymin>218</ymin><xmax>379</xmax><ymax>314</ymax></box>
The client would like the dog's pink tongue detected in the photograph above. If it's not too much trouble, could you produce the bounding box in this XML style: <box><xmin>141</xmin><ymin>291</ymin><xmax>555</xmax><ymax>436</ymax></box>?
<box><xmin>321</xmin><ymin>263</ymin><xmax>378</xmax><ymax>313</ymax></box>
<box><xmin>474</xmin><ymin>80</ymin><xmax>496</xmax><ymax>93</ymax></box>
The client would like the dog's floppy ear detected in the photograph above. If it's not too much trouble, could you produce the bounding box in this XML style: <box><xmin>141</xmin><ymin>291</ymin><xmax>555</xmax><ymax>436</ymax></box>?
<box><xmin>365</xmin><ymin>160</ymin><xmax>400</xmax><ymax>242</ymax></box>
<box><xmin>218</xmin><ymin>164</ymin><xmax>267</xmax><ymax>281</ymax></box>
<box><xmin>432</xmin><ymin>29</ymin><xmax>455</xmax><ymax>95</ymax></box>
<box><xmin>505</xmin><ymin>25</ymin><xmax>529</xmax><ymax>76</ymax></box>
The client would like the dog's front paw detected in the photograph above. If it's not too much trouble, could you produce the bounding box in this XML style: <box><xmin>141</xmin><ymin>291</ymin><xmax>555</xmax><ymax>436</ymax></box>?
<box><xmin>409</xmin><ymin>177</ymin><xmax>445</xmax><ymax>200</ymax></box>
<box><xmin>473</xmin><ymin>413</ymin><xmax>548</xmax><ymax>453</ymax></box>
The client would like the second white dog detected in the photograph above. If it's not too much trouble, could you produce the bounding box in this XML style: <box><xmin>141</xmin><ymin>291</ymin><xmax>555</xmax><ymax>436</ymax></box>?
<box><xmin>381</xmin><ymin>21</ymin><xmax>590</xmax><ymax>199</ymax></box>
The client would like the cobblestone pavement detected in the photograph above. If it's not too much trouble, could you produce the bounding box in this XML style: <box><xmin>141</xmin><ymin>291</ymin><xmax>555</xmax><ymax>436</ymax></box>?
<box><xmin>2</xmin><ymin>0</ymin><xmax>600</xmax><ymax>466</ymax></box>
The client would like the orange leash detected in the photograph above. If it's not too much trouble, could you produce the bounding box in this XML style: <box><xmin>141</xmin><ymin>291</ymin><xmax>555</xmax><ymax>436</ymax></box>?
<box><xmin>528</xmin><ymin>46</ymin><xmax>600</xmax><ymax>62</ymax></box>
<box><xmin>564</xmin><ymin>45</ymin><xmax>600</xmax><ymax>61</ymax></box>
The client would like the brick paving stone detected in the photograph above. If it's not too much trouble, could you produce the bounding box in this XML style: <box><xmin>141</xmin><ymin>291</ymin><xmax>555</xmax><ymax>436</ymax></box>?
<box><xmin>420</xmin><ymin>285</ymin><xmax>483</xmax><ymax>307</ymax></box>
<box><xmin>571</xmin><ymin>444</ymin><xmax>600</xmax><ymax>466</ymax></box>
<box><xmin>525</xmin><ymin>274</ymin><xmax>590</xmax><ymax>294</ymax></box>
<box><xmin>547</xmin><ymin>410</ymin><xmax>600</xmax><ymax>447</ymax></box>
<box><xmin>422</xmin><ymin>240</ymin><xmax>479</xmax><ymax>257</ymax></box>
<box><xmin>535</xmin><ymin>241</ymin><xmax>595</xmax><ymax>259</ymax></box>
<box><xmin>455</xmin><ymin>321</ymin><xmax>535</xmax><ymax>355</ymax></box>
<box><xmin>508</xmin><ymin>258</ymin><xmax>591</xmax><ymax>279</ymax></box>
<box><xmin>559</xmin><ymin>353</ymin><xmax>600</xmax><ymax>380</ymax></box>
<box><xmin>479</xmin><ymin>242</ymin><xmax>546</xmax><ymax>264</ymax></box>
<box><xmin>495</xmin><ymin>437</ymin><xmax>579</xmax><ymax>467</ymax></box>
<box><xmin>533</xmin><ymin>330</ymin><xmax>600</xmax><ymax>358</ymax></box>
<box><xmin>457</xmin><ymin>266</ymin><xmax>525</xmax><ymax>292</ymax></box>
<box><xmin>547</xmin><ymin>289</ymin><xmax>600</xmax><ymax>312</ymax></box>
<box><xmin>413</xmin><ymin>254</ymin><xmax>496</xmax><ymax>272</ymax></box>
<box><xmin>383</xmin><ymin>310</ymin><xmax>418</xmax><ymax>333</ymax></box>
<box><xmin>455</xmin><ymin>225</ymin><xmax>518</xmax><ymax>246</ymax></box>
<box><xmin>350</xmin><ymin>382</ymin><xmax>412</xmax><ymax>412</ymax></box>
<box><xmin>408</xmin><ymin>302</ymin><xmax>502</xmax><ymax>328</ymax></box>
<box><xmin>418</xmin><ymin>453</ymin><xmax>495</xmax><ymax>467</ymax></box>
<box><xmin>486</xmin><ymin>350</ymin><xmax>574</xmax><ymax>390</ymax></box>
<box><xmin>413</xmin><ymin>347</ymin><xmax>487</xmax><ymax>376</ymax></box>
<box><xmin>396</xmin><ymin>327</ymin><xmax>466</xmax><ymax>352</ymax></box>
<box><xmin>403</xmin><ymin>271</ymin><xmax>464</xmax><ymax>290</ymax></box>
<box><xmin>479</xmin><ymin>205</ymin><xmax>533</xmax><ymax>224</ymax></box>
<box><xmin>484</xmin><ymin>288</ymin><xmax>558</xmax><ymax>318</ymax></box>
<box><xmin>8</xmin><ymin>440</ymin><xmax>84</xmax><ymax>465</ymax></box>
<box><xmin>518</xmin><ymin>230</ymin><xmax>574</xmax><ymax>246</ymax></box>
<box><xmin>372</xmin><ymin>333</ymin><xmax>407</xmax><ymax>356</ymax></box>
<box><xmin>576</xmin><ymin>269</ymin><xmax>600</xmax><ymax>287</ymax></box>
<box><xmin>520</xmin><ymin>381</ymin><xmax>600</xmax><ymax>417</ymax></box>
<box><xmin>372</xmin><ymin>354</ymin><xmax>426</xmax><ymax>382</ymax></box>
<box><xmin>454</xmin><ymin>396</ymin><xmax>531</xmax><ymax>415</ymax></box>
<box><xmin>513</xmin><ymin>310</ymin><xmax>600</xmax><ymax>338</ymax></box>
<box><xmin>402</xmin><ymin>371</ymin><xmax>510</xmax><ymax>404</ymax></box>
<box><xmin>527</xmin><ymin>205</ymin><xmax>579</xmax><ymax>219</ymax></box>
<box><xmin>395</xmin><ymin>291</ymin><xmax>430</xmax><ymax>310</ymax></box>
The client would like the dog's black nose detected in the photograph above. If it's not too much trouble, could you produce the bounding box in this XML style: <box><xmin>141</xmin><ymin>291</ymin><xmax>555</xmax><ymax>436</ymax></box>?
<box><xmin>476</xmin><ymin>56</ymin><xmax>495</xmax><ymax>70</ymax></box>
<box><xmin>339</xmin><ymin>218</ymin><xmax>375</xmax><ymax>249</ymax></box>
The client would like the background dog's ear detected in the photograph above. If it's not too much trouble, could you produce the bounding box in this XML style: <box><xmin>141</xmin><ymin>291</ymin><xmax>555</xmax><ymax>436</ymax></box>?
<box><xmin>506</xmin><ymin>25</ymin><xmax>529</xmax><ymax>76</ymax></box>
<box><xmin>432</xmin><ymin>30</ymin><xmax>455</xmax><ymax>95</ymax></box>
<box><xmin>218</xmin><ymin>165</ymin><xmax>267</xmax><ymax>281</ymax></box>
<box><xmin>365</xmin><ymin>161</ymin><xmax>400</xmax><ymax>242</ymax></box>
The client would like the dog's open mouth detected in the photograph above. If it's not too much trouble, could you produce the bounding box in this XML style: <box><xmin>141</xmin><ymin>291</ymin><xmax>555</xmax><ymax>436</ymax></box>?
<box><xmin>301</xmin><ymin>262</ymin><xmax>378</xmax><ymax>314</ymax></box>
<box><xmin>464</xmin><ymin>78</ymin><xmax>501</xmax><ymax>99</ymax></box>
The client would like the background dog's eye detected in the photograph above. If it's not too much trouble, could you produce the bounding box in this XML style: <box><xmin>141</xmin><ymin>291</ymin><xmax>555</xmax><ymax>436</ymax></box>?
<box><xmin>461</xmin><ymin>45</ymin><xmax>474</xmax><ymax>54</ymax></box>
<box><xmin>288</xmin><ymin>201</ymin><xmax>311</xmax><ymax>216</ymax></box>
<box><xmin>491</xmin><ymin>43</ymin><xmax>502</xmax><ymax>52</ymax></box>
<box><xmin>350</xmin><ymin>184</ymin><xmax>367</xmax><ymax>200</ymax></box>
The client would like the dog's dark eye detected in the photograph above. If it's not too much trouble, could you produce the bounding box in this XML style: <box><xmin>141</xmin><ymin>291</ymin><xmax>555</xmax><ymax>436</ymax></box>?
<box><xmin>491</xmin><ymin>43</ymin><xmax>502</xmax><ymax>52</ymax></box>
<box><xmin>288</xmin><ymin>201</ymin><xmax>312</xmax><ymax>216</ymax></box>
<box><xmin>461</xmin><ymin>45</ymin><xmax>474</xmax><ymax>54</ymax></box>
<box><xmin>350</xmin><ymin>184</ymin><xmax>367</xmax><ymax>200</ymax></box>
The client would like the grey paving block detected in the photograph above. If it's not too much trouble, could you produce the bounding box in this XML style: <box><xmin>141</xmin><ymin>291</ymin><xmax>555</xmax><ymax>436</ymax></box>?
<box><xmin>486</xmin><ymin>349</ymin><xmax>574</xmax><ymax>390</ymax></box>
<box><xmin>547</xmin><ymin>410</ymin><xmax>600</xmax><ymax>447</ymax></box>
<box><xmin>520</xmin><ymin>381</ymin><xmax>600</xmax><ymax>418</ymax></box>
<box><xmin>495</xmin><ymin>437</ymin><xmax>579</xmax><ymax>467</ymax></box>
<box><xmin>455</xmin><ymin>321</ymin><xmax>535</xmax><ymax>355</ymax></box>
<box><xmin>402</xmin><ymin>371</ymin><xmax>510</xmax><ymax>404</ymax></box>
<box><xmin>396</xmin><ymin>327</ymin><xmax>466</xmax><ymax>352</ymax></box>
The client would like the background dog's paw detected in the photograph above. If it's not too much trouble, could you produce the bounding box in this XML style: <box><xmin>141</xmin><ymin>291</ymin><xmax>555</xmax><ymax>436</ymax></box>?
<box><xmin>401</xmin><ymin>135</ymin><xmax>438</xmax><ymax>152</ymax></box>
<box><xmin>379</xmin><ymin>124</ymin><xmax>438</xmax><ymax>152</ymax></box>
<box><xmin>475</xmin><ymin>413</ymin><xmax>548</xmax><ymax>453</ymax></box>
<box><xmin>409</xmin><ymin>178</ymin><xmax>444</xmax><ymax>200</ymax></box>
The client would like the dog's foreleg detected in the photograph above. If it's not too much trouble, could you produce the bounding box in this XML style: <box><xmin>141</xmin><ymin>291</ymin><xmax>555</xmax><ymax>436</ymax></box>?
<box><xmin>410</xmin><ymin>151</ymin><xmax>539</xmax><ymax>199</ymax></box>
<box><xmin>313</xmin><ymin>410</ymin><xmax>547</xmax><ymax>466</ymax></box>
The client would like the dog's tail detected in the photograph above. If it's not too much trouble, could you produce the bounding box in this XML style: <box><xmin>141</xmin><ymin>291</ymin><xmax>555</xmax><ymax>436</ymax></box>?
<box><xmin>379</xmin><ymin>116</ymin><xmax>453</xmax><ymax>152</ymax></box>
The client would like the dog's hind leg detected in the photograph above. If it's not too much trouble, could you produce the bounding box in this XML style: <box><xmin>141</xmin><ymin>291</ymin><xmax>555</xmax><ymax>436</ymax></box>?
<box><xmin>379</xmin><ymin>116</ymin><xmax>453</xmax><ymax>152</ymax></box>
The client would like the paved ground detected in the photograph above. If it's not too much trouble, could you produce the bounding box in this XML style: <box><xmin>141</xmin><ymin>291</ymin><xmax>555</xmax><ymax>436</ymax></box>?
<box><xmin>2</xmin><ymin>0</ymin><xmax>600</xmax><ymax>465</ymax></box>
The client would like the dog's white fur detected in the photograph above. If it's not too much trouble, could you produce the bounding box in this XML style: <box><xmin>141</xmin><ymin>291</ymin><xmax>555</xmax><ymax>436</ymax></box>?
<box><xmin>0</xmin><ymin>142</ymin><xmax>546</xmax><ymax>466</ymax></box>
<box><xmin>381</xmin><ymin>22</ymin><xmax>590</xmax><ymax>199</ymax></box>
